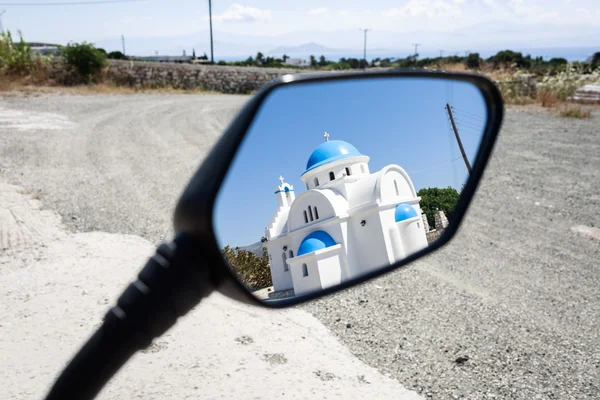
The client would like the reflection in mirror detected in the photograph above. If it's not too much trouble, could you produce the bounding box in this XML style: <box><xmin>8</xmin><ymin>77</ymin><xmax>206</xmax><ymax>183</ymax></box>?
<box><xmin>214</xmin><ymin>77</ymin><xmax>488</xmax><ymax>302</ymax></box>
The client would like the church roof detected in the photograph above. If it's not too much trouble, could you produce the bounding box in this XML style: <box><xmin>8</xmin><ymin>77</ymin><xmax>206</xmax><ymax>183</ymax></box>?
<box><xmin>304</xmin><ymin>140</ymin><xmax>364</xmax><ymax>175</ymax></box>
<box><xmin>395</xmin><ymin>203</ymin><xmax>419</xmax><ymax>222</ymax></box>
<box><xmin>297</xmin><ymin>230</ymin><xmax>337</xmax><ymax>256</ymax></box>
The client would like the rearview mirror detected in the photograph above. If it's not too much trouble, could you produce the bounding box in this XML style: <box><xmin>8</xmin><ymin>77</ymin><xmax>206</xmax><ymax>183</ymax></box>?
<box><xmin>175</xmin><ymin>71</ymin><xmax>503</xmax><ymax>307</ymax></box>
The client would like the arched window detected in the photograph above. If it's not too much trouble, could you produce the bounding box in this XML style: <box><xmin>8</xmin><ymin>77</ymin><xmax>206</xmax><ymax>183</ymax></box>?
<box><xmin>329</xmin><ymin>171</ymin><xmax>335</xmax><ymax>181</ymax></box>
<box><xmin>345</xmin><ymin>167</ymin><xmax>351</xmax><ymax>176</ymax></box>
<box><xmin>394</xmin><ymin>180</ymin><xmax>399</xmax><ymax>196</ymax></box>
<box><xmin>308</xmin><ymin>206</ymin><xmax>314</xmax><ymax>221</ymax></box>
<box><xmin>314</xmin><ymin>177</ymin><xmax>319</xmax><ymax>187</ymax></box>
<box><xmin>314</xmin><ymin>206</ymin><xmax>319</xmax><ymax>220</ymax></box>
<box><xmin>361</xmin><ymin>164</ymin><xmax>366</xmax><ymax>173</ymax></box>
<box><xmin>289</xmin><ymin>250</ymin><xmax>294</xmax><ymax>258</ymax></box>
<box><xmin>282</xmin><ymin>252</ymin><xmax>288</xmax><ymax>271</ymax></box>
<box><xmin>302</xmin><ymin>263</ymin><xmax>308</xmax><ymax>277</ymax></box>
<box><xmin>303</xmin><ymin>210</ymin><xmax>308</xmax><ymax>223</ymax></box>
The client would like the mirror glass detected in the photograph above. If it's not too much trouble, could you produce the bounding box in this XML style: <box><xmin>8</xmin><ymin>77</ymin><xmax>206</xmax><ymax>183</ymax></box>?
<box><xmin>214</xmin><ymin>76</ymin><xmax>488</xmax><ymax>303</ymax></box>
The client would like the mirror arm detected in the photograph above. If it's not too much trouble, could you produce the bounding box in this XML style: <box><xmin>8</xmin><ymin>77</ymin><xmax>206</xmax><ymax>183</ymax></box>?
<box><xmin>43</xmin><ymin>233</ymin><xmax>217</xmax><ymax>400</ymax></box>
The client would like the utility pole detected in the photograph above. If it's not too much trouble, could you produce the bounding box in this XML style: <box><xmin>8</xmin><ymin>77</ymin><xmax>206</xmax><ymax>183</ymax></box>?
<box><xmin>208</xmin><ymin>0</ymin><xmax>214</xmax><ymax>64</ymax></box>
<box><xmin>359</xmin><ymin>28</ymin><xmax>371</xmax><ymax>69</ymax></box>
<box><xmin>445</xmin><ymin>103</ymin><xmax>472</xmax><ymax>174</ymax></box>
<box><xmin>0</xmin><ymin>10</ymin><xmax>6</xmax><ymax>34</ymax></box>
<box><xmin>121</xmin><ymin>34</ymin><xmax>126</xmax><ymax>56</ymax></box>
<box><xmin>412</xmin><ymin>43</ymin><xmax>420</xmax><ymax>58</ymax></box>
<box><xmin>439</xmin><ymin>49</ymin><xmax>444</xmax><ymax>58</ymax></box>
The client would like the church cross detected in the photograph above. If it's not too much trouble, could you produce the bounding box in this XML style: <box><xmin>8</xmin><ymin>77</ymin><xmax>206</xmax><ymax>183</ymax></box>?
<box><xmin>324</xmin><ymin>132</ymin><xmax>330</xmax><ymax>142</ymax></box>
<box><xmin>279</xmin><ymin>175</ymin><xmax>285</xmax><ymax>185</ymax></box>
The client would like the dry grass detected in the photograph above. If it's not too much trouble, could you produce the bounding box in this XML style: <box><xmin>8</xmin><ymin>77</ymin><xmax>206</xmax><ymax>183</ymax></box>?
<box><xmin>538</xmin><ymin>88</ymin><xmax>558</xmax><ymax>107</ymax></box>
<box><xmin>505</xmin><ymin>96</ymin><xmax>536</xmax><ymax>106</ymax></box>
<box><xmin>0</xmin><ymin>74</ymin><xmax>222</xmax><ymax>97</ymax></box>
<box><xmin>557</xmin><ymin>104</ymin><xmax>592</xmax><ymax>119</ymax></box>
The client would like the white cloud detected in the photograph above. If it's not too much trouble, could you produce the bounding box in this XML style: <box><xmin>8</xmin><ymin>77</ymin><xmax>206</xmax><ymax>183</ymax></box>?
<box><xmin>308</xmin><ymin>7</ymin><xmax>329</xmax><ymax>15</ymax></box>
<box><xmin>383</xmin><ymin>0</ymin><xmax>462</xmax><ymax>18</ymax></box>
<box><xmin>209</xmin><ymin>4</ymin><xmax>272</xmax><ymax>23</ymax></box>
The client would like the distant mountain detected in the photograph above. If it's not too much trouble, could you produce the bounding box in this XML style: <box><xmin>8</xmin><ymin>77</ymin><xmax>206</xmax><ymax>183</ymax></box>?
<box><xmin>268</xmin><ymin>42</ymin><xmax>342</xmax><ymax>56</ymax></box>
<box><xmin>239</xmin><ymin>241</ymin><xmax>266</xmax><ymax>257</ymax></box>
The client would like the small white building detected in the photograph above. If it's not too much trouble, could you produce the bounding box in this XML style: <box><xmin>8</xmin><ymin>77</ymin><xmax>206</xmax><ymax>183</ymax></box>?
<box><xmin>265</xmin><ymin>134</ymin><xmax>428</xmax><ymax>296</ymax></box>
<box><xmin>283</xmin><ymin>58</ymin><xmax>310</xmax><ymax>67</ymax></box>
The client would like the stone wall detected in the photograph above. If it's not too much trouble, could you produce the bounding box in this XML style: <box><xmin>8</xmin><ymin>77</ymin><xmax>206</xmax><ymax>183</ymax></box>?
<box><xmin>423</xmin><ymin>210</ymin><xmax>450</xmax><ymax>244</ymax></box>
<box><xmin>106</xmin><ymin>60</ymin><xmax>316</xmax><ymax>93</ymax></box>
<box><xmin>46</xmin><ymin>58</ymin><xmax>390</xmax><ymax>94</ymax></box>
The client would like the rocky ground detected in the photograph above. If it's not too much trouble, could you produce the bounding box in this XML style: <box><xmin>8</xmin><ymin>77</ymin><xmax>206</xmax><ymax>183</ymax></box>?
<box><xmin>1</xmin><ymin>93</ymin><xmax>599</xmax><ymax>399</ymax></box>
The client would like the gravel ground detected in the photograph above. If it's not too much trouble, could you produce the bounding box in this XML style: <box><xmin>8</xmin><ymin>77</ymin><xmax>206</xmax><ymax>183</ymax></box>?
<box><xmin>1</xmin><ymin>94</ymin><xmax>600</xmax><ymax>399</ymax></box>
<box><xmin>0</xmin><ymin>93</ymin><xmax>246</xmax><ymax>244</ymax></box>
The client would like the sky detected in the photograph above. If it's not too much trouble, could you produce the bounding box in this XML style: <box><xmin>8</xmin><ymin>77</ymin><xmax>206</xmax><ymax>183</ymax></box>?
<box><xmin>2</xmin><ymin>0</ymin><xmax>599</xmax><ymax>57</ymax></box>
<box><xmin>213</xmin><ymin>76</ymin><xmax>487</xmax><ymax>248</ymax></box>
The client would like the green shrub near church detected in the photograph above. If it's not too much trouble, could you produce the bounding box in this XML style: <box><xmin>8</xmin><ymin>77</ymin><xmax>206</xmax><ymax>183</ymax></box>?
<box><xmin>222</xmin><ymin>246</ymin><xmax>272</xmax><ymax>291</ymax></box>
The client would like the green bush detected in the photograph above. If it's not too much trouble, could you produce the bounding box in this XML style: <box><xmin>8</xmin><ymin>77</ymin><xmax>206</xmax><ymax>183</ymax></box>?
<box><xmin>0</xmin><ymin>30</ymin><xmax>44</xmax><ymax>75</ymax></box>
<box><xmin>107</xmin><ymin>51</ymin><xmax>126</xmax><ymax>60</ymax></box>
<box><xmin>222</xmin><ymin>245</ymin><xmax>271</xmax><ymax>291</ymax></box>
<box><xmin>466</xmin><ymin>53</ymin><xmax>481</xmax><ymax>70</ymax></box>
<box><xmin>59</xmin><ymin>42</ymin><xmax>107</xmax><ymax>80</ymax></box>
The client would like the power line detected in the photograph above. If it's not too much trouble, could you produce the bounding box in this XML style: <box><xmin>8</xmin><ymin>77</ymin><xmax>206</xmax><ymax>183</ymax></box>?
<box><xmin>0</xmin><ymin>0</ymin><xmax>145</xmax><ymax>5</ymax></box>
<box><xmin>451</xmin><ymin>105</ymin><xmax>485</xmax><ymax>121</ymax></box>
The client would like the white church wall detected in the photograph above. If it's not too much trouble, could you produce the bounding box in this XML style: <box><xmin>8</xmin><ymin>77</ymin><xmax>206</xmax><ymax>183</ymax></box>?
<box><xmin>288</xmin><ymin>257</ymin><xmax>320</xmax><ymax>296</ymax></box>
<box><xmin>388</xmin><ymin>225</ymin><xmax>406</xmax><ymax>262</ymax></box>
<box><xmin>317</xmin><ymin>253</ymin><xmax>343</xmax><ymax>289</ymax></box>
<box><xmin>378</xmin><ymin>207</ymin><xmax>402</xmax><ymax>265</ymax></box>
<box><xmin>398</xmin><ymin>217</ymin><xmax>429</xmax><ymax>257</ymax></box>
<box><xmin>347</xmin><ymin>209</ymin><xmax>390</xmax><ymax>275</ymax></box>
<box><xmin>380</xmin><ymin>169</ymin><xmax>416</xmax><ymax>202</ymax></box>
<box><xmin>266</xmin><ymin>239</ymin><xmax>294</xmax><ymax>292</ymax></box>
<box><xmin>302</xmin><ymin>156</ymin><xmax>370</xmax><ymax>190</ymax></box>
<box><xmin>287</xmin><ymin>190</ymin><xmax>347</xmax><ymax>232</ymax></box>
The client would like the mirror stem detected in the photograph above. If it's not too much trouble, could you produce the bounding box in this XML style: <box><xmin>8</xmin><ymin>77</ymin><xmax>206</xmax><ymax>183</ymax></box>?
<box><xmin>43</xmin><ymin>233</ymin><xmax>216</xmax><ymax>400</ymax></box>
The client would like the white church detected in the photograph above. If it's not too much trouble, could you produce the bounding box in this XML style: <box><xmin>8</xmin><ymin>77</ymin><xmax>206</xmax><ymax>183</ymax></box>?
<box><xmin>264</xmin><ymin>133</ymin><xmax>429</xmax><ymax>297</ymax></box>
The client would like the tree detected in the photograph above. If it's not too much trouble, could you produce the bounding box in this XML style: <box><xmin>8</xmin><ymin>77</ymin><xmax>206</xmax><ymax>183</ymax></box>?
<box><xmin>107</xmin><ymin>51</ymin><xmax>126</xmax><ymax>60</ymax></box>
<box><xmin>318</xmin><ymin>55</ymin><xmax>327</xmax><ymax>66</ymax></box>
<box><xmin>417</xmin><ymin>187</ymin><xmax>460</xmax><ymax>228</ymax></box>
<box><xmin>192</xmin><ymin>48</ymin><xmax>196</xmax><ymax>59</ymax></box>
<box><xmin>283</xmin><ymin>54</ymin><xmax>289</xmax><ymax>62</ymax></box>
<box><xmin>591</xmin><ymin>52</ymin><xmax>600</xmax><ymax>69</ymax></box>
<box><xmin>256</xmin><ymin>52</ymin><xmax>264</xmax><ymax>65</ymax></box>
<box><xmin>309</xmin><ymin>55</ymin><xmax>317</xmax><ymax>67</ymax></box>
<box><xmin>466</xmin><ymin>52</ymin><xmax>480</xmax><ymax>70</ymax></box>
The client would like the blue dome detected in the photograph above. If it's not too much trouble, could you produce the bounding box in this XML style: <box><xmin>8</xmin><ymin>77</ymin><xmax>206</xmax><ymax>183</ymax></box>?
<box><xmin>304</xmin><ymin>140</ymin><xmax>364</xmax><ymax>174</ymax></box>
<box><xmin>395</xmin><ymin>203</ymin><xmax>418</xmax><ymax>222</ymax></box>
<box><xmin>297</xmin><ymin>231</ymin><xmax>337</xmax><ymax>256</ymax></box>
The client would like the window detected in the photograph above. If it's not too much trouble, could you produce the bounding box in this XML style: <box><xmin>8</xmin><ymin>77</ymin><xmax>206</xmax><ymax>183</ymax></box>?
<box><xmin>346</xmin><ymin>167</ymin><xmax>351</xmax><ymax>176</ymax></box>
<box><xmin>289</xmin><ymin>250</ymin><xmax>294</xmax><ymax>258</ymax></box>
<box><xmin>308</xmin><ymin>206</ymin><xmax>314</xmax><ymax>221</ymax></box>
<box><xmin>329</xmin><ymin>171</ymin><xmax>335</xmax><ymax>181</ymax></box>
<box><xmin>303</xmin><ymin>210</ymin><xmax>308</xmax><ymax>223</ymax></box>
<box><xmin>302</xmin><ymin>263</ymin><xmax>308</xmax><ymax>277</ymax></box>
<box><xmin>282</xmin><ymin>253</ymin><xmax>288</xmax><ymax>271</ymax></box>
<box><xmin>361</xmin><ymin>164</ymin><xmax>366</xmax><ymax>173</ymax></box>
<box><xmin>394</xmin><ymin>180</ymin><xmax>399</xmax><ymax>196</ymax></box>
<box><xmin>314</xmin><ymin>177</ymin><xmax>319</xmax><ymax>187</ymax></box>
<box><xmin>314</xmin><ymin>206</ymin><xmax>319</xmax><ymax>220</ymax></box>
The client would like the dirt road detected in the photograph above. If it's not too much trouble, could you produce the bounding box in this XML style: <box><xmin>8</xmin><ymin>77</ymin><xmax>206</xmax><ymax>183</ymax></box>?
<box><xmin>1</xmin><ymin>93</ymin><xmax>599</xmax><ymax>399</ymax></box>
